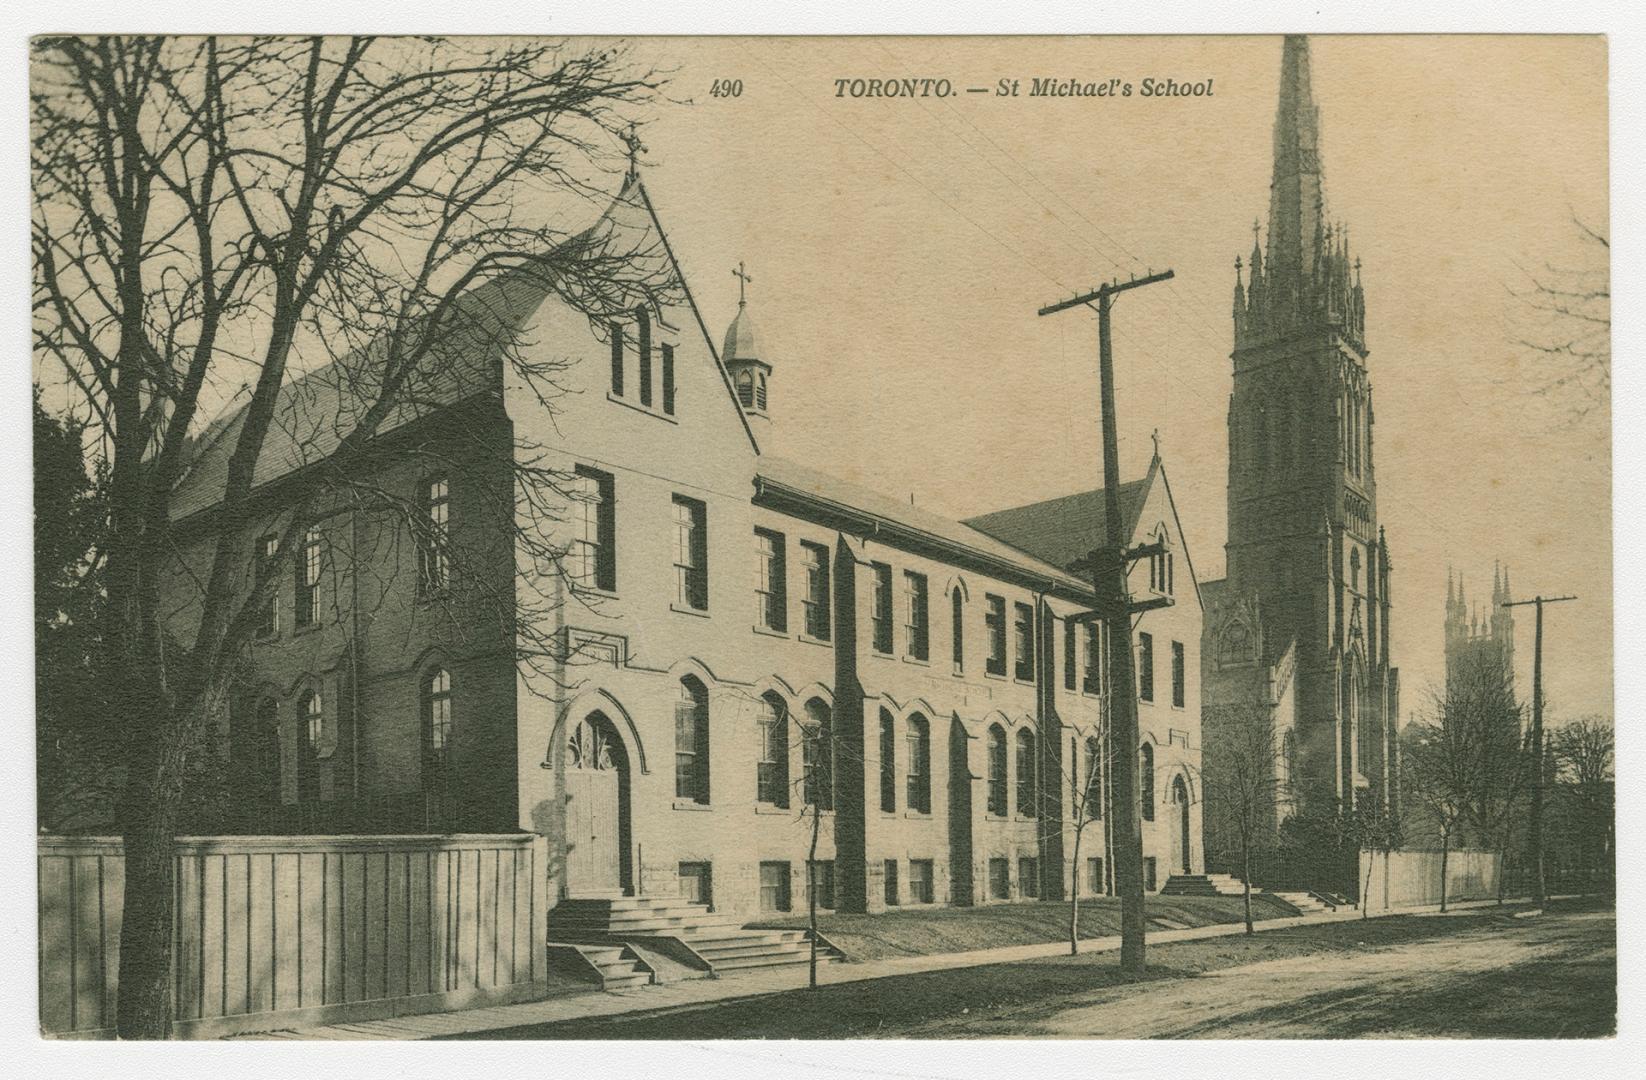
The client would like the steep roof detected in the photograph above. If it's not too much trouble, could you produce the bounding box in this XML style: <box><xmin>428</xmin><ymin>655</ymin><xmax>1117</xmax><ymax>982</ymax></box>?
<box><xmin>169</xmin><ymin>170</ymin><xmax>755</xmax><ymax>522</ymax></box>
<box><xmin>962</xmin><ymin>477</ymin><xmax>1152</xmax><ymax>572</ymax></box>
<box><xmin>755</xmin><ymin>455</ymin><xmax>1089</xmax><ymax>594</ymax></box>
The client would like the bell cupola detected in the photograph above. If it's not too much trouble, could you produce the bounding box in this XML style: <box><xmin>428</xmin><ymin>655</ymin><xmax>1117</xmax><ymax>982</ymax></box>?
<box><xmin>722</xmin><ymin>261</ymin><xmax>771</xmax><ymax>430</ymax></box>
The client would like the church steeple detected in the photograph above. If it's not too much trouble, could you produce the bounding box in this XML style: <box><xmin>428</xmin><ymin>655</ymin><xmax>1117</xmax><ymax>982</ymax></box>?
<box><xmin>1234</xmin><ymin>35</ymin><xmax>1366</xmax><ymax>353</ymax></box>
<box><xmin>722</xmin><ymin>261</ymin><xmax>772</xmax><ymax>431</ymax></box>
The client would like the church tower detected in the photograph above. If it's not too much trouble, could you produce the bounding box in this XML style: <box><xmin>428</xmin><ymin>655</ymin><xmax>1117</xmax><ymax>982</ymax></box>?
<box><xmin>1223</xmin><ymin>35</ymin><xmax>1398</xmax><ymax>816</ymax></box>
<box><xmin>1445</xmin><ymin>562</ymin><xmax>1517</xmax><ymax>701</ymax></box>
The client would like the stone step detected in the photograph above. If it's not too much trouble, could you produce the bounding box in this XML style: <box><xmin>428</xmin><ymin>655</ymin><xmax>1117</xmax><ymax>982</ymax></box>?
<box><xmin>708</xmin><ymin>950</ymin><xmax>831</xmax><ymax>972</ymax></box>
<box><xmin>691</xmin><ymin>939</ymin><xmax>816</xmax><ymax>962</ymax></box>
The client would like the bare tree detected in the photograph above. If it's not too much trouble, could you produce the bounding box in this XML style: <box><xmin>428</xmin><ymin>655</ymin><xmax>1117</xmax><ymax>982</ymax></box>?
<box><xmin>1549</xmin><ymin>716</ymin><xmax>1614</xmax><ymax>887</ymax></box>
<box><xmin>1511</xmin><ymin>215</ymin><xmax>1610</xmax><ymax>424</ymax></box>
<box><xmin>32</xmin><ymin>35</ymin><xmax>667</xmax><ymax>1038</ymax></box>
<box><xmin>1402</xmin><ymin>652</ymin><xmax>1520</xmax><ymax>913</ymax></box>
<box><xmin>1200</xmin><ymin>700</ymin><xmax>1284</xmax><ymax>934</ymax></box>
<box><xmin>1058</xmin><ymin>725</ymin><xmax>1109</xmax><ymax>955</ymax></box>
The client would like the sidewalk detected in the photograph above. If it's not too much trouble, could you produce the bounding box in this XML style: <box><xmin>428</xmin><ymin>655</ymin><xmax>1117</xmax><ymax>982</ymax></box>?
<box><xmin>233</xmin><ymin>895</ymin><xmax>1538</xmax><ymax>1040</ymax></box>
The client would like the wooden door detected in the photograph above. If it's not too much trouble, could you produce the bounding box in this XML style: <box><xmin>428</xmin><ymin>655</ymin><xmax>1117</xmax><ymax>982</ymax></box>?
<box><xmin>564</xmin><ymin>718</ymin><xmax>622</xmax><ymax>895</ymax></box>
<box><xmin>1175</xmin><ymin>777</ymin><xmax>1192</xmax><ymax>873</ymax></box>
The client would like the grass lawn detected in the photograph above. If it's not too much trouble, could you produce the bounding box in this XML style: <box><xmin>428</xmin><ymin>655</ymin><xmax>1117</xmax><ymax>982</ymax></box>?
<box><xmin>750</xmin><ymin>893</ymin><xmax>1299</xmax><ymax>961</ymax></box>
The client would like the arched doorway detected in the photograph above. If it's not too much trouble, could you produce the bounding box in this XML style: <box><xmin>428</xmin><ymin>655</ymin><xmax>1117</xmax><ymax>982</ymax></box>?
<box><xmin>563</xmin><ymin>711</ymin><xmax>633</xmax><ymax>896</ymax></box>
<box><xmin>1172</xmin><ymin>775</ymin><xmax>1192</xmax><ymax>873</ymax></box>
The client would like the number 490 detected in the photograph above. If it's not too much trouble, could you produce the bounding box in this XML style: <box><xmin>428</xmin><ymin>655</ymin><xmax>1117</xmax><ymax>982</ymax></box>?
<box><xmin>710</xmin><ymin>79</ymin><xmax>743</xmax><ymax>98</ymax></box>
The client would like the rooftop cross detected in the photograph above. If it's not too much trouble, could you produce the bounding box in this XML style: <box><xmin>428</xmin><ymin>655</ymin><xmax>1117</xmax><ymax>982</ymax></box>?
<box><xmin>1151</xmin><ymin>427</ymin><xmax>1162</xmax><ymax>459</ymax></box>
<box><xmin>732</xmin><ymin>260</ymin><xmax>753</xmax><ymax>306</ymax></box>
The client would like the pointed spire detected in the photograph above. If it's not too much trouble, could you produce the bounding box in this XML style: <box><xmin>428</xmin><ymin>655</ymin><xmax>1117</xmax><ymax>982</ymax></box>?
<box><xmin>1266</xmin><ymin>35</ymin><xmax>1326</xmax><ymax>296</ymax></box>
<box><xmin>1233</xmin><ymin>255</ymin><xmax>1247</xmax><ymax>318</ymax></box>
<box><xmin>1493</xmin><ymin>560</ymin><xmax>1502</xmax><ymax>601</ymax></box>
<box><xmin>1503</xmin><ymin>566</ymin><xmax>1511</xmax><ymax>602</ymax></box>
<box><xmin>1447</xmin><ymin>566</ymin><xmax>1455</xmax><ymax>610</ymax></box>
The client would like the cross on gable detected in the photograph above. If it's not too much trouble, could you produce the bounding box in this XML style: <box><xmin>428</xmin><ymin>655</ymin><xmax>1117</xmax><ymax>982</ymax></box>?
<box><xmin>732</xmin><ymin>260</ymin><xmax>753</xmax><ymax>305</ymax></box>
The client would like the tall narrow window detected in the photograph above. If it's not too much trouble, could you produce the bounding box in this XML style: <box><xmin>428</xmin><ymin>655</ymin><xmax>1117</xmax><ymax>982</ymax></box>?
<box><xmin>736</xmin><ymin>369</ymin><xmax>755</xmax><ymax>408</ymax></box>
<box><xmin>1140</xmin><ymin>741</ymin><xmax>1155</xmax><ymax>821</ymax></box>
<box><xmin>1015</xmin><ymin>727</ymin><xmax>1038</xmax><ymax>817</ymax></box>
<box><xmin>672</xmin><ymin>495</ymin><xmax>708</xmax><ymax>610</ymax></box>
<box><xmin>1138</xmin><ymin>631</ymin><xmax>1155</xmax><ymax>702</ymax></box>
<box><xmin>756</xmin><ymin>693</ymin><xmax>789</xmax><ymax>807</ymax></box>
<box><xmin>609</xmin><ymin>321</ymin><xmax>624</xmax><ymax>396</ymax></box>
<box><xmin>906</xmin><ymin>713</ymin><xmax>931</xmax><ymax>814</ymax></box>
<box><xmin>951</xmin><ymin>587</ymin><xmax>965</xmax><ymax>673</ymax></box>
<box><xmin>255</xmin><ymin>534</ymin><xmax>280</xmax><ymax>638</ymax></box>
<box><xmin>1063</xmin><ymin>619</ymin><xmax>1077</xmax><ymax>691</ymax></box>
<box><xmin>297</xmin><ymin>689</ymin><xmax>323</xmax><ymax>804</ymax></box>
<box><xmin>756</xmin><ymin>371</ymin><xmax>767</xmax><ymax>411</ymax></box>
<box><xmin>802</xmin><ymin>699</ymin><xmax>832</xmax><ymax>810</ymax></box>
<box><xmin>572</xmin><ymin>465</ymin><xmax>617</xmax><ymax>592</ymax></box>
<box><xmin>1084</xmin><ymin>736</ymin><xmax>1102</xmax><ymax>819</ymax></box>
<box><xmin>295</xmin><ymin>526</ymin><xmax>322</xmax><ymax>629</ymax></box>
<box><xmin>985</xmin><ymin>595</ymin><xmax>1006</xmax><ymax>676</ymax></box>
<box><xmin>419</xmin><ymin>476</ymin><xmax>450</xmax><ymax>596</ymax></box>
<box><xmin>1171</xmin><ymin>641</ymin><xmax>1186</xmax><ymax>708</ymax></box>
<box><xmin>985</xmin><ymin>724</ymin><xmax>1008</xmax><ymax>816</ymax></box>
<box><xmin>801</xmin><ymin>541</ymin><xmax>831</xmax><ymax>640</ymax></box>
<box><xmin>636</xmin><ymin>307</ymin><xmax>653</xmax><ymax>407</ymax></box>
<box><xmin>675</xmin><ymin>676</ymin><xmax>710</xmax><ymax>803</ymax></box>
<box><xmin>423</xmin><ymin>668</ymin><xmax>452</xmax><ymax>826</ymax></box>
<box><xmin>661</xmin><ymin>343</ymin><xmax>676</xmax><ymax>415</ymax></box>
<box><xmin>1013</xmin><ymin>602</ymin><xmax>1035</xmax><ymax>681</ymax></box>
<box><xmin>871</xmin><ymin>563</ymin><xmax>894</xmax><ymax>654</ymax></box>
<box><xmin>904</xmin><ymin>571</ymin><xmax>929</xmax><ymax>661</ymax></box>
<box><xmin>754</xmin><ymin>528</ymin><xmax>787</xmax><ymax>632</ymax></box>
<box><xmin>879</xmin><ymin>709</ymin><xmax>896</xmax><ymax>813</ymax></box>
<box><xmin>1083</xmin><ymin>622</ymin><xmax>1102</xmax><ymax>694</ymax></box>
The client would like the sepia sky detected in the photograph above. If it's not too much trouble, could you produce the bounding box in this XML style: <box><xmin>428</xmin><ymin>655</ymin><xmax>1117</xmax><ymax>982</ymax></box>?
<box><xmin>622</xmin><ymin>35</ymin><xmax>1610</xmax><ymax>722</ymax></box>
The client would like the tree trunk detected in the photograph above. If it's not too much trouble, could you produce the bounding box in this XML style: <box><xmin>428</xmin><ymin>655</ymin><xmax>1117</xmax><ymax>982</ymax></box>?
<box><xmin>1439</xmin><ymin>831</ymin><xmax>1450</xmax><ymax>913</ymax></box>
<box><xmin>807</xmin><ymin>802</ymin><xmax>820</xmax><ymax>989</ymax></box>
<box><xmin>1362</xmin><ymin>850</ymin><xmax>1374</xmax><ymax>920</ymax></box>
<box><xmin>1241</xmin><ymin>840</ymin><xmax>1254</xmax><ymax>935</ymax></box>
<box><xmin>1069</xmin><ymin>823</ymin><xmax>1083</xmax><ymax>956</ymax></box>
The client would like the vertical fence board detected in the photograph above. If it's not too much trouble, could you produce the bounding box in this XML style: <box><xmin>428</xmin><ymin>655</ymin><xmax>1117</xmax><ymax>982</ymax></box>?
<box><xmin>200</xmin><ymin>854</ymin><xmax>225</xmax><ymax>1019</ymax></box>
<box><xmin>175</xmin><ymin>854</ymin><xmax>203</xmax><ymax>1021</ymax></box>
<box><xmin>386</xmin><ymin>852</ymin><xmax>408</xmax><ymax>999</ymax></box>
<box><xmin>478</xmin><ymin>848</ymin><xmax>498</xmax><ymax>988</ymax></box>
<box><xmin>531</xmin><ymin>838</ymin><xmax>547</xmax><ymax>983</ymax></box>
<box><xmin>510</xmin><ymin>848</ymin><xmax>529</xmax><ymax>985</ymax></box>
<box><xmin>408</xmin><ymin>850</ymin><xmax>431</xmax><ymax>996</ymax></box>
<box><xmin>433</xmin><ymin>850</ymin><xmax>450</xmax><ymax>992</ymax></box>
<box><xmin>72</xmin><ymin>856</ymin><xmax>104</xmax><ymax>1030</ymax></box>
<box><xmin>222</xmin><ymin>854</ymin><xmax>248</xmax><ymax>1015</ymax></box>
<box><xmin>455</xmin><ymin>848</ymin><xmax>477</xmax><ymax>989</ymax></box>
<box><xmin>297</xmin><ymin>852</ymin><xmax>325</xmax><ymax>1009</ymax></box>
<box><xmin>364</xmin><ymin>853</ymin><xmax>386</xmax><ymax>1001</ymax></box>
<box><xmin>324</xmin><ymin>851</ymin><xmax>344</xmax><ymax>1004</ymax></box>
<box><xmin>39</xmin><ymin>856</ymin><xmax>72</xmax><ymax>1033</ymax></box>
<box><xmin>342</xmin><ymin>852</ymin><xmax>365</xmax><ymax>1002</ymax></box>
<box><xmin>273</xmin><ymin>853</ymin><xmax>301</xmax><ymax>1012</ymax></box>
<box><xmin>102</xmin><ymin>855</ymin><xmax>123</xmax><ymax>1027</ymax></box>
<box><xmin>247</xmin><ymin>854</ymin><xmax>274</xmax><ymax>1014</ymax></box>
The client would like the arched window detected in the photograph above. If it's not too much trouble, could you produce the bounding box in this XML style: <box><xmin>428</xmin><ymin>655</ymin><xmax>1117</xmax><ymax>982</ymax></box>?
<box><xmin>422</xmin><ymin>667</ymin><xmax>452</xmax><ymax>827</ymax></box>
<box><xmin>986</xmin><ymin>724</ymin><xmax>1007</xmax><ymax>816</ymax></box>
<box><xmin>879</xmin><ymin>709</ymin><xmax>897</xmax><ymax>813</ymax></box>
<box><xmin>675</xmin><ymin>676</ymin><xmax>710</xmax><ymax>803</ymax></box>
<box><xmin>736</xmin><ymin>368</ymin><xmax>755</xmax><ymax>408</ymax></box>
<box><xmin>906</xmin><ymin>713</ymin><xmax>931</xmax><ymax>814</ymax></box>
<box><xmin>297</xmin><ymin>689</ymin><xmax>323</xmax><ymax>805</ymax></box>
<box><xmin>1139</xmin><ymin>741</ymin><xmax>1155</xmax><ymax>822</ymax></box>
<box><xmin>1350</xmin><ymin>547</ymin><xmax>1362</xmax><ymax>592</ymax></box>
<box><xmin>756</xmin><ymin>693</ymin><xmax>789</xmax><ymax>807</ymax></box>
<box><xmin>1084</xmin><ymin>736</ymin><xmax>1102</xmax><ymax>819</ymax></box>
<box><xmin>950</xmin><ymin>587</ymin><xmax>965</xmax><ymax>673</ymax></box>
<box><xmin>1015</xmin><ymin>727</ymin><xmax>1038</xmax><ymax>818</ymax></box>
<box><xmin>802</xmin><ymin>698</ymin><xmax>832</xmax><ymax>810</ymax></box>
<box><xmin>1281</xmin><ymin>728</ymin><xmax>1297</xmax><ymax>790</ymax></box>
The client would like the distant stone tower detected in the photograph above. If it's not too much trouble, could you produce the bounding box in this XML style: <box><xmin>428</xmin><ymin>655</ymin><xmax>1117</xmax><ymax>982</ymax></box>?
<box><xmin>1212</xmin><ymin>34</ymin><xmax>1400</xmax><ymax>818</ymax></box>
<box><xmin>1445</xmin><ymin>563</ymin><xmax>1517</xmax><ymax>701</ymax></box>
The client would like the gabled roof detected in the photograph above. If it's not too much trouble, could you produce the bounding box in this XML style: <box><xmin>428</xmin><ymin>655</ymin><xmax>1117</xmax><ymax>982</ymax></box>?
<box><xmin>962</xmin><ymin>477</ymin><xmax>1151</xmax><ymax>573</ymax></box>
<box><xmin>169</xmin><ymin>170</ymin><xmax>755</xmax><ymax>523</ymax></box>
<box><xmin>755</xmin><ymin>455</ymin><xmax>1089</xmax><ymax>595</ymax></box>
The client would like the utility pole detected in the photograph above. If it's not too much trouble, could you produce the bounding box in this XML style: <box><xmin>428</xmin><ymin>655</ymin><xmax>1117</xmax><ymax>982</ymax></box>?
<box><xmin>1501</xmin><ymin>593</ymin><xmax>1576</xmax><ymax>906</ymax></box>
<box><xmin>1047</xmin><ymin>269</ymin><xmax>1174</xmax><ymax>975</ymax></box>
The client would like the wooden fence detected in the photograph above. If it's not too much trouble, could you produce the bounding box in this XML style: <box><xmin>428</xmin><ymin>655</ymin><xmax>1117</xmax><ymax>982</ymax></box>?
<box><xmin>39</xmin><ymin>833</ymin><xmax>549</xmax><ymax>1039</ymax></box>
<box><xmin>1358</xmin><ymin>848</ymin><xmax>1502</xmax><ymax>912</ymax></box>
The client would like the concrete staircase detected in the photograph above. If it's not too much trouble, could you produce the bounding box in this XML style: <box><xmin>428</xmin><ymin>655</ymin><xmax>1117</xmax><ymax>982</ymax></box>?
<box><xmin>1160</xmin><ymin>872</ymin><xmax>1252</xmax><ymax>897</ymax></box>
<box><xmin>1269</xmin><ymin>890</ymin><xmax>1336</xmax><ymax>914</ymax></box>
<box><xmin>548</xmin><ymin>894</ymin><xmax>840</xmax><ymax>982</ymax></box>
